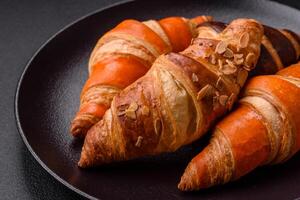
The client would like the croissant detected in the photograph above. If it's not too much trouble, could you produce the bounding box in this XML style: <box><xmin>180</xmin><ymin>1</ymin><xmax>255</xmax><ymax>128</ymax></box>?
<box><xmin>78</xmin><ymin>18</ymin><xmax>264</xmax><ymax>168</ymax></box>
<box><xmin>70</xmin><ymin>16</ymin><xmax>213</xmax><ymax>138</ymax></box>
<box><xmin>178</xmin><ymin>61</ymin><xmax>300</xmax><ymax>191</ymax></box>
<box><xmin>198</xmin><ymin>21</ymin><xmax>300</xmax><ymax>75</ymax></box>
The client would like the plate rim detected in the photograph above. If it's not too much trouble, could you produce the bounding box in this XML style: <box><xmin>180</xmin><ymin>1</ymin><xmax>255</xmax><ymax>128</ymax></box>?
<box><xmin>13</xmin><ymin>0</ymin><xmax>300</xmax><ymax>199</ymax></box>
<box><xmin>14</xmin><ymin>0</ymin><xmax>134</xmax><ymax>199</ymax></box>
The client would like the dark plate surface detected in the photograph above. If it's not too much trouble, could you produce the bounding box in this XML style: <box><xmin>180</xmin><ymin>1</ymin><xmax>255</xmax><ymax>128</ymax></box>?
<box><xmin>15</xmin><ymin>0</ymin><xmax>300</xmax><ymax>199</ymax></box>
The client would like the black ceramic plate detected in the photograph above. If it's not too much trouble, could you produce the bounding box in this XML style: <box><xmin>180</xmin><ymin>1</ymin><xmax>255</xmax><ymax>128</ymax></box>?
<box><xmin>15</xmin><ymin>0</ymin><xmax>300</xmax><ymax>199</ymax></box>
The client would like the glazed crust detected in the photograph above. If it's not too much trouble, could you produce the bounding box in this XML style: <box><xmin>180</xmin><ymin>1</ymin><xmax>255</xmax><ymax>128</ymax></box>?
<box><xmin>179</xmin><ymin>62</ymin><xmax>300</xmax><ymax>191</ymax></box>
<box><xmin>70</xmin><ymin>16</ymin><xmax>212</xmax><ymax>138</ymax></box>
<box><xmin>78</xmin><ymin>18</ymin><xmax>264</xmax><ymax>168</ymax></box>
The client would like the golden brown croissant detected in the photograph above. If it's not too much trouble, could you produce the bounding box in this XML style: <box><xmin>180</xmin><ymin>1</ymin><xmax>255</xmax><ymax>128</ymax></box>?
<box><xmin>178</xmin><ymin>62</ymin><xmax>300</xmax><ymax>191</ymax></box>
<box><xmin>70</xmin><ymin>16</ymin><xmax>213</xmax><ymax>138</ymax></box>
<box><xmin>78</xmin><ymin>18</ymin><xmax>264</xmax><ymax>168</ymax></box>
<box><xmin>198</xmin><ymin>21</ymin><xmax>300</xmax><ymax>75</ymax></box>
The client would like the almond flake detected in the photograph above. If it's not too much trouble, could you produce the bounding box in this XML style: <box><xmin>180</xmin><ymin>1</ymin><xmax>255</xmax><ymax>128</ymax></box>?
<box><xmin>239</xmin><ymin>32</ymin><xmax>250</xmax><ymax>48</ymax></box>
<box><xmin>218</xmin><ymin>59</ymin><xmax>223</xmax><ymax>70</ymax></box>
<box><xmin>234</xmin><ymin>53</ymin><xmax>244</xmax><ymax>59</ymax></box>
<box><xmin>215</xmin><ymin>41</ymin><xmax>228</xmax><ymax>54</ymax></box>
<box><xmin>237</xmin><ymin>69</ymin><xmax>248</xmax><ymax>87</ymax></box>
<box><xmin>217</xmin><ymin>71</ymin><xmax>223</xmax><ymax>76</ymax></box>
<box><xmin>135</xmin><ymin>136</ymin><xmax>143</xmax><ymax>147</ymax></box>
<box><xmin>210</xmin><ymin>54</ymin><xmax>217</xmax><ymax>65</ymax></box>
<box><xmin>226</xmin><ymin>59</ymin><xmax>237</xmax><ymax>68</ymax></box>
<box><xmin>141</xmin><ymin>106</ymin><xmax>150</xmax><ymax>116</ymax></box>
<box><xmin>197</xmin><ymin>84</ymin><xmax>213</xmax><ymax>100</ymax></box>
<box><xmin>227</xmin><ymin>93</ymin><xmax>235</xmax><ymax>110</ymax></box>
<box><xmin>117</xmin><ymin>110</ymin><xmax>126</xmax><ymax>116</ymax></box>
<box><xmin>222</xmin><ymin>62</ymin><xmax>237</xmax><ymax>75</ymax></box>
<box><xmin>234</xmin><ymin>54</ymin><xmax>244</xmax><ymax>65</ymax></box>
<box><xmin>125</xmin><ymin>109</ymin><xmax>136</xmax><ymax>119</ymax></box>
<box><xmin>245</xmin><ymin>52</ymin><xmax>256</xmax><ymax>69</ymax></box>
<box><xmin>234</xmin><ymin>57</ymin><xmax>244</xmax><ymax>65</ymax></box>
<box><xmin>243</xmin><ymin>66</ymin><xmax>251</xmax><ymax>71</ymax></box>
<box><xmin>216</xmin><ymin>77</ymin><xmax>222</xmax><ymax>90</ymax></box>
<box><xmin>219</xmin><ymin>95</ymin><xmax>229</xmax><ymax>106</ymax></box>
<box><xmin>192</xmin><ymin>73</ymin><xmax>199</xmax><ymax>82</ymax></box>
<box><xmin>223</xmin><ymin>48</ymin><xmax>234</xmax><ymax>58</ymax></box>
<box><xmin>118</xmin><ymin>104</ymin><xmax>129</xmax><ymax>111</ymax></box>
<box><xmin>128</xmin><ymin>101</ymin><xmax>138</xmax><ymax>111</ymax></box>
<box><xmin>117</xmin><ymin>104</ymin><xmax>129</xmax><ymax>116</ymax></box>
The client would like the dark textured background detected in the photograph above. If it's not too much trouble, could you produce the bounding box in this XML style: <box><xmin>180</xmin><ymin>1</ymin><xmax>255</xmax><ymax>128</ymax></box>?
<box><xmin>0</xmin><ymin>0</ymin><xmax>299</xmax><ymax>199</ymax></box>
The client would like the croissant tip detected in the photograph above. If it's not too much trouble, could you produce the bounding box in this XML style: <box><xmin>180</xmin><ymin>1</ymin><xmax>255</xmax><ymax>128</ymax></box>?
<box><xmin>77</xmin><ymin>160</ymin><xmax>86</xmax><ymax>168</ymax></box>
<box><xmin>78</xmin><ymin>154</ymin><xmax>91</xmax><ymax>168</ymax></box>
<box><xmin>77</xmin><ymin>145</ymin><xmax>89</xmax><ymax>168</ymax></box>
<box><xmin>77</xmin><ymin>144</ymin><xmax>101</xmax><ymax>168</ymax></box>
<box><xmin>70</xmin><ymin>115</ymin><xmax>100</xmax><ymax>138</ymax></box>
<box><xmin>70</xmin><ymin>124</ymin><xmax>86</xmax><ymax>138</ymax></box>
<box><xmin>177</xmin><ymin>180</ymin><xmax>187</xmax><ymax>191</ymax></box>
<box><xmin>177</xmin><ymin>174</ymin><xmax>193</xmax><ymax>191</ymax></box>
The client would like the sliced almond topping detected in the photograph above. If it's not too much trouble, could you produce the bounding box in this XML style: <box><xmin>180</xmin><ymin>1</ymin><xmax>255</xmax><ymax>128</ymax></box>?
<box><xmin>237</xmin><ymin>69</ymin><xmax>248</xmax><ymax>87</ymax></box>
<box><xmin>215</xmin><ymin>41</ymin><xmax>228</xmax><ymax>54</ymax></box>
<box><xmin>234</xmin><ymin>53</ymin><xmax>244</xmax><ymax>65</ymax></box>
<box><xmin>210</xmin><ymin>54</ymin><xmax>217</xmax><ymax>65</ymax></box>
<box><xmin>217</xmin><ymin>71</ymin><xmax>223</xmax><ymax>77</ymax></box>
<box><xmin>117</xmin><ymin>104</ymin><xmax>129</xmax><ymax>116</ymax></box>
<box><xmin>219</xmin><ymin>95</ymin><xmax>229</xmax><ymax>106</ymax></box>
<box><xmin>128</xmin><ymin>101</ymin><xmax>138</xmax><ymax>111</ymax></box>
<box><xmin>141</xmin><ymin>105</ymin><xmax>150</xmax><ymax>116</ymax></box>
<box><xmin>125</xmin><ymin>109</ymin><xmax>136</xmax><ymax>119</ymax></box>
<box><xmin>118</xmin><ymin>104</ymin><xmax>129</xmax><ymax>111</ymax></box>
<box><xmin>226</xmin><ymin>59</ymin><xmax>237</xmax><ymax>68</ymax></box>
<box><xmin>218</xmin><ymin>59</ymin><xmax>223</xmax><ymax>70</ymax></box>
<box><xmin>245</xmin><ymin>52</ymin><xmax>256</xmax><ymax>69</ymax></box>
<box><xmin>239</xmin><ymin>32</ymin><xmax>250</xmax><ymax>48</ymax></box>
<box><xmin>117</xmin><ymin>110</ymin><xmax>126</xmax><ymax>116</ymax></box>
<box><xmin>222</xmin><ymin>61</ymin><xmax>237</xmax><ymax>75</ymax></box>
<box><xmin>227</xmin><ymin>93</ymin><xmax>235</xmax><ymax>110</ymax></box>
<box><xmin>135</xmin><ymin>136</ymin><xmax>143</xmax><ymax>147</ymax></box>
<box><xmin>243</xmin><ymin>66</ymin><xmax>251</xmax><ymax>71</ymax></box>
<box><xmin>216</xmin><ymin>77</ymin><xmax>222</xmax><ymax>90</ymax></box>
<box><xmin>197</xmin><ymin>84</ymin><xmax>213</xmax><ymax>100</ymax></box>
<box><xmin>234</xmin><ymin>53</ymin><xmax>244</xmax><ymax>59</ymax></box>
<box><xmin>228</xmin><ymin>93</ymin><xmax>234</xmax><ymax>101</ymax></box>
<box><xmin>234</xmin><ymin>57</ymin><xmax>244</xmax><ymax>65</ymax></box>
<box><xmin>192</xmin><ymin>73</ymin><xmax>199</xmax><ymax>82</ymax></box>
<box><xmin>223</xmin><ymin>48</ymin><xmax>234</xmax><ymax>58</ymax></box>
